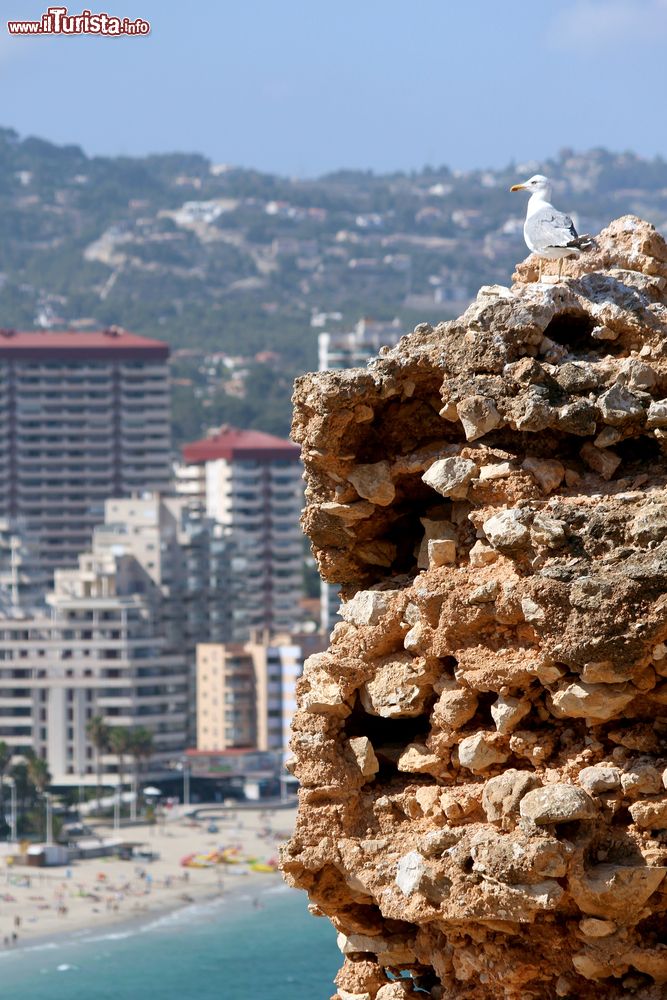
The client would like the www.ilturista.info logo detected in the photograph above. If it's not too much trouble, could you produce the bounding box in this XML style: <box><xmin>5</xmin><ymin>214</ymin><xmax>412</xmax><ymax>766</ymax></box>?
<box><xmin>7</xmin><ymin>7</ymin><xmax>150</xmax><ymax>35</ymax></box>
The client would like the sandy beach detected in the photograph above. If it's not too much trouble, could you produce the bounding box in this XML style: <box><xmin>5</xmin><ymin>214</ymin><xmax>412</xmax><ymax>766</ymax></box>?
<box><xmin>0</xmin><ymin>803</ymin><xmax>296</xmax><ymax>949</ymax></box>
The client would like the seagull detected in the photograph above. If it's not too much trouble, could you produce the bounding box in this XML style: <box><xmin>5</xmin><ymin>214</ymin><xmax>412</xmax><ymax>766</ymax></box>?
<box><xmin>510</xmin><ymin>174</ymin><xmax>594</xmax><ymax>281</ymax></box>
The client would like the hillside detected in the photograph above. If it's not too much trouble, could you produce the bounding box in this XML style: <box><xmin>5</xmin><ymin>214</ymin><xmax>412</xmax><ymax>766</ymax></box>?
<box><xmin>2</xmin><ymin>127</ymin><xmax>667</xmax><ymax>442</ymax></box>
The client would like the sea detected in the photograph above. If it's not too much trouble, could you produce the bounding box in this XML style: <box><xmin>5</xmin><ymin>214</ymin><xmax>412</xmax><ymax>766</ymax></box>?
<box><xmin>0</xmin><ymin>883</ymin><xmax>341</xmax><ymax>999</ymax></box>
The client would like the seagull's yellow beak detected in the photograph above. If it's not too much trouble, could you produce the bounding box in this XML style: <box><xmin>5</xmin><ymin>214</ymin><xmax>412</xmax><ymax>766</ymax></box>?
<box><xmin>510</xmin><ymin>183</ymin><xmax>526</xmax><ymax>192</ymax></box>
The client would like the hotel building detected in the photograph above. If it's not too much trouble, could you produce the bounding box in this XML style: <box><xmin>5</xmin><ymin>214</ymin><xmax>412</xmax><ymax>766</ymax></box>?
<box><xmin>0</xmin><ymin>328</ymin><xmax>172</xmax><ymax>576</ymax></box>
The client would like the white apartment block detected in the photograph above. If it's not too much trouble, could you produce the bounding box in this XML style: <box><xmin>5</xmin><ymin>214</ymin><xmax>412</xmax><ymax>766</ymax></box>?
<box><xmin>0</xmin><ymin>496</ymin><xmax>230</xmax><ymax>785</ymax></box>
<box><xmin>0</xmin><ymin>329</ymin><xmax>172</xmax><ymax>576</ymax></box>
<box><xmin>0</xmin><ymin>552</ymin><xmax>188</xmax><ymax>785</ymax></box>
<box><xmin>317</xmin><ymin>316</ymin><xmax>404</xmax><ymax>371</ymax></box>
<box><xmin>181</xmin><ymin>427</ymin><xmax>304</xmax><ymax>640</ymax></box>
<box><xmin>0</xmin><ymin>516</ymin><xmax>50</xmax><ymax>613</ymax></box>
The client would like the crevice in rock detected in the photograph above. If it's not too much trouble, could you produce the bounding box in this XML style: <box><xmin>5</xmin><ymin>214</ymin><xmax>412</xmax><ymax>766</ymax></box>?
<box><xmin>542</xmin><ymin>311</ymin><xmax>601</xmax><ymax>353</ymax></box>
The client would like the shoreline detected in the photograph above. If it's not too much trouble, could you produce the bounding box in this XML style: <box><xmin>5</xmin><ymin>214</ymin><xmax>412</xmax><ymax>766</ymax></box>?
<box><xmin>0</xmin><ymin>804</ymin><xmax>295</xmax><ymax>954</ymax></box>
<box><xmin>3</xmin><ymin>873</ymin><xmax>289</xmax><ymax>958</ymax></box>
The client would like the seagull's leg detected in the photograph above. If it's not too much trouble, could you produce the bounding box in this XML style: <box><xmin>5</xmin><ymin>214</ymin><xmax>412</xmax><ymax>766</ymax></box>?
<box><xmin>558</xmin><ymin>258</ymin><xmax>563</xmax><ymax>281</ymax></box>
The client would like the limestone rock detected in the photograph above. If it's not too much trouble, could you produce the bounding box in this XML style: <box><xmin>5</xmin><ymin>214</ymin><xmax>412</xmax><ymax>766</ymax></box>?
<box><xmin>482</xmin><ymin>508</ymin><xmax>530</xmax><ymax>550</ymax></box>
<box><xmin>348</xmin><ymin>462</ymin><xmax>395</xmax><ymax>506</ymax></box>
<box><xmin>397</xmin><ymin>743</ymin><xmax>444</xmax><ymax>775</ymax></box>
<box><xmin>456</xmin><ymin>395</ymin><xmax>502</xmax><ymax>441</ymax></box>
<box><xmin>482</xmin><ymin>769</ymin><xmax>540</xmax><ymax>825</ymax></box>
<box><xmin>432</xmin><ymin>680</ymin><xmax>478</xmax><ymax>729</ymax></box>
<box><xmin>568</xmin><ymin>864</ymin><xmax>666</xmax><ymax>919</ymax></box>
<box><xmin>458</xmin><ymin>732</ymin><xmax>509</xmax><ymax>772</ymax></box>
<box><xmin>338</xmin><ymin>590</ymin><xmax>398</xmax><ymax>626</ymax></box>
<box><xmin>519</xmin><ymin>784</ymin><xmax>596</xmax><ymax>824</ymax></box>
<box><xmin>549</xmin><ymin>681</ymin><xmax>635</xmax><ymax>722</ymax></box>
<box><xmin>395</xmin><ymin>851</ymin><xmax>426</xmax><ymax>895</ymax></box>
<box><xmin>580</xmin><ymin>442</ymin><xmax>621</xmax><ymax>480</ymax></box>
<box><xmin>349</xmin><ymin>737</ymin><xmax>379</xmax><ymax>779</ymax></box>
<box><xmin>421</xmin><ymin>457</ymin><xmax>477</xmax><ymax>498</ymax></box>
<box><xmin>620</xmin><ymin>761</ymin><xmax>662</xmax><ymax>797</ymax></box>
<box><xmin>490</xmin><ymin>693</ymin><xmax>531</xmax><ymax>734</ymax></box>
<box><xmin>360</xmin><ymin>654</ymin><xmax>433</xmax><ymax>718</ymax></box>
<box><xmin>416</xmin><ymin>518</ymin><xmax>457</xmax><ymax>570</ymax></box>
<box><xmin>522</xmin><ymin>456</ymin><xmax>565</xmax><ymax>494</ymax></box>
<box><xmin>469</xmin><ymin>540</ymin><xmax>498</xmax><ymax>566</ymax></box>
<box><xmin>286</xmin><ymin>215</ymin><xmax>667</xmax><ymax>999</ymax></box>
<box><xmin>578</xmin><ymin>765</ymin><xmax>622</xmax><ymax>795</ymax></box>
<box><xmin>628</xmin><ymin>798</ymin><xmax>667</xmax><ymax>829</ymax></box>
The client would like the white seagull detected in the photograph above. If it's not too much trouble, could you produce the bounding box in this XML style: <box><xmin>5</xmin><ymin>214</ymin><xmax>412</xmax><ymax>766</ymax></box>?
<box><xmin>510</xmin><ymin>174</ymin><xmax>594</xmax><ymax>281</ymax></box>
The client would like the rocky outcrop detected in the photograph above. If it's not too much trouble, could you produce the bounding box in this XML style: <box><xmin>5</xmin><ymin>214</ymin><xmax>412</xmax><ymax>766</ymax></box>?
<box><xmin>282</xmin><ymin>217</ymin><xmax>667</xmax><ymax>1000</ymax></box>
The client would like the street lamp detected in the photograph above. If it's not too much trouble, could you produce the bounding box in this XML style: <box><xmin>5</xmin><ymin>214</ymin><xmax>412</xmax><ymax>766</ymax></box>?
<box><xmin>5</xmin><ymin>777</ymin><xmax>17</xmax><ymax>843</ymax></box>
<box><xmin>173</xmin><ymin>757</ymin><xmax>190</xmax><ymax>808</ymax></box>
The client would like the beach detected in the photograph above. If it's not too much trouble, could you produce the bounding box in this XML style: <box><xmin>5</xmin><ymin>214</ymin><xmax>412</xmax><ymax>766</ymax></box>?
<box><xmin>0</xmin><ymin>803</ymin><xmax>296</xmax><ymax>950</ymax></box>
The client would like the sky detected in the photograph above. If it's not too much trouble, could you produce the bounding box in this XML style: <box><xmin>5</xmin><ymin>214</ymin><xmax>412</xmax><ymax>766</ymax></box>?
<box><xmin>1</xmin><ymin>0</ymin><xmax>667</xmax><ymax>176</ymax></box>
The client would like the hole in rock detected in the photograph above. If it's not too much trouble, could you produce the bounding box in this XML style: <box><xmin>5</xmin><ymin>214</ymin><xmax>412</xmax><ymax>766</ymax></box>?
<box><xmin>614</xmin><ymin>434</ymin><xmax>662</xmax><ymax>469</ymax></box>
<box><xmin>344</xmin><ymin>697</ymin><xmax>433</xmax><ymax>743</ymax></box>
<box><xmin>554</xmin><ymin>820</ymin><xmax>588</xmax><ymax>841</ymax></box>
<box><xmin>354</xmin><ymin>390</ymin><xmax>457</xmax><ymax>465</ymax></box>
<box><xmin>542</xmin><ymin>311</ymin><xmax>599</xmax><ymax>353</ymax></box>
<box><xmin>344</xmin><ymin>697</ymin><xmax>434</xmax><ymax>779</ymax></box>
<box><xmin>636</xmin><ymin>912</ymin><xmax>667</xmax><ymax>945</ymax></box>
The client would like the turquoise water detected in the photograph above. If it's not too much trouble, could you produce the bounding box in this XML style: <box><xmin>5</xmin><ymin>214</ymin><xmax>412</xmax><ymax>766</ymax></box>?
<box><xmin>0</xmin><ymin>884</ymin><xmax>340</xmax><ymax>999</ymax></box>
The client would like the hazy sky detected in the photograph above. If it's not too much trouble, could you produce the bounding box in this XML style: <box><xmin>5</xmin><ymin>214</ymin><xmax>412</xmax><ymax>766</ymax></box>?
<box><xmin>1</xmin><ymin>0</ymin><xmax>667</xmax><ymax>175</ymax></box>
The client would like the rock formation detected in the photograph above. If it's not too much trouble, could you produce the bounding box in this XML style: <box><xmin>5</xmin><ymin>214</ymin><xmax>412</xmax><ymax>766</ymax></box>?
<box><xmin>281</xmin><ymin>217</ymin><xmax>667</xmax><ymax>999</ymax></box>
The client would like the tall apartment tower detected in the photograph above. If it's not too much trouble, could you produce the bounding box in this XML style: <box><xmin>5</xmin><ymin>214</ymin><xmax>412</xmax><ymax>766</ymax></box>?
<box><xmin>181</xmin><ymin>427</ymin><xmax>304</xmax><ymax>639</ymax></box>
<box><xmin>196</xmin><ymin>631</ymin><xmax>326</xmax><ymax>753</ymax></box>
<box><xmin>0</xmin><ymin>329</ymin><xmax>172</xmax><ymax>575</ymax></box>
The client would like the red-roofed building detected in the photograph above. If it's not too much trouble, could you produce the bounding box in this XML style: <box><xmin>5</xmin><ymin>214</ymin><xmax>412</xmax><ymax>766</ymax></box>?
<box><xmin>182</xmin><ymin>426</ymin><xmax>299</xmax><ymax>465</ymax></box>
<box><xmin>0</xmin><ymin>328</ymin><xmax>172</xmax><ymax>574</ymax></box>
<box><xmin>177</xmin><ymin>426</ymin><xmax>304</xmax><ymax>639</ymax></box>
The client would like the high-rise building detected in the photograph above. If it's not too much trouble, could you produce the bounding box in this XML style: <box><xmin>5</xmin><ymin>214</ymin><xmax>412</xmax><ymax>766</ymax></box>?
<box><xmin>196</xmin><ymin>643</ymin><xmax>258</xmax><ymax>750</ymax></box>
<box><xmin>0</xmin><ymin>551</ymin><xmax>189</xmax><ymax>785</ymax></box>
<box><xmin>196</xmin><ymin>631</ymin><xmax>326</xmax><ymax>753</ymax></box>
<box><xmin>180</xmin><ymin>427</ymin><xmax>304</xmax><ymax>639</ymax></box>
<box><xmin>93</xmin><ymin>494</ymin><xmax>230</xmax><ymax>742</ymax></box>
<box><xmin>0</xmin><ymin>495</ymin><xmax>230</xmax><ymax>785</ymax></box>
<box><xmin>0</xmin><ymin>328</ymin><xmax>172</xmax><ymax>576</ymax></box>
<box><xmin>0</xmin><ymin>516</ymin><xmax>50</xmax><ymax>613</ymax></box>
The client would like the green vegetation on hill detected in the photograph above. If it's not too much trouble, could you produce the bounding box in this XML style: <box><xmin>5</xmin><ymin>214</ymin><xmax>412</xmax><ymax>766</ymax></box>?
<box><xmin>1</xmin><ymin>128</ymin><xmax>667</xmax><ymax>444</ymax></box>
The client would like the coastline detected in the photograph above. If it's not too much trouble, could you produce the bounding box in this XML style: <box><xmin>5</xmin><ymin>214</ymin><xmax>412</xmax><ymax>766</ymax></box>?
<box><xmin>1</xmin><ymin>804</ymin><xmax>295</xmax><ymax>953</ymax></box>
<box><xmin>3</xmin><ymin>873</ymin><xmax>290</xmax><ymax>958</ymax></box>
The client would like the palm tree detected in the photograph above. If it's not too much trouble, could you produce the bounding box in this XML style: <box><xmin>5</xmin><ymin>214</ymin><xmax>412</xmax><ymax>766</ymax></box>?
<box><xmin>86</xmin><ymin>715</ymin><xmax>110</xmax><ymax>810</ymax></box>
<box><xmin>25</xmin><ymin>750</ymin><xmax>50</xmax><ymax>795</ymax></box>
<box><xmin>109</xmin><ymin>727</ymin><xmax>132</xmax><ymax>792</ymax></box>
<box><xmin>0</xmin><ymin>741</ymin><xmax>12</xmax><ymax>837</ymax></box>
<box><xmin>128</xmin><ymin>727</ymin><xmax>153</xmax><ymax>819</ymax></box>
<box><xmin>129</xmin><ymin>727</ymin><xmax>153</xmax><ymax>784</ymax></box>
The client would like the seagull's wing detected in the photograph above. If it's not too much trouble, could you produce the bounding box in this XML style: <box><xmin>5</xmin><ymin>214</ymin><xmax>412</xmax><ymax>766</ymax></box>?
<box><xmin>527</xmin><ymin>207</ymin><xmax>579</xmax><ymax>249</ymax></box>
